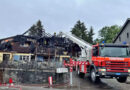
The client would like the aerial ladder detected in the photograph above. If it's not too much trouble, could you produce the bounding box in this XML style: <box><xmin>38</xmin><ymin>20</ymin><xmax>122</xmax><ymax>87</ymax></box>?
<box><xmin>60</xmin><ymin>32</ymin><xmax>92</xmax><ymax>62</ymax></box>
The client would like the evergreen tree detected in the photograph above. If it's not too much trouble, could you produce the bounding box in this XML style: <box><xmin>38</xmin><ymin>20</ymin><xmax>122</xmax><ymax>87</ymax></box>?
<box><xmin>29</xmin><ymin>25</ymin><xmax>37</xmax><ymax>36</ymax></box>
<box><xmin>28</xmin><ymin>20</ymin><xmax>45</xmax><ymax>37</ymax></box>
<box><xmin>36</xmin><ymin>20</ymin><xmax>44</xmax><ymax>37</ymax></box>
<box><xmin>71</xmin><ymin>20</ymin><xmax>88</xmax><ymax>42</ymax></box>
<box><xmin>88</xmin><ymin>26</ymin><xmax>94</xmax><ymax>44</ymax></box>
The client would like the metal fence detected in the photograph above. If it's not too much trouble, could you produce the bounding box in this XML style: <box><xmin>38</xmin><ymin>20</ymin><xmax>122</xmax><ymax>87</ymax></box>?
<box><xmin>0</xmin><ymin>59</ymin><xmax>69</xmax><ymax>85</ymax></box>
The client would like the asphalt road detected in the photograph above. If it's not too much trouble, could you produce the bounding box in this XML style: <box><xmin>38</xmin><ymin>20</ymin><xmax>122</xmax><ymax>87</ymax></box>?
<box><xmin>1</xmin><ymin>72</ymin><xmax>130</xmax><ymax>90</ymax></box>
<box><xmin>53</xmin><ymin>72</ymin><xmax>130</xmax><ymax>90</ymax></box>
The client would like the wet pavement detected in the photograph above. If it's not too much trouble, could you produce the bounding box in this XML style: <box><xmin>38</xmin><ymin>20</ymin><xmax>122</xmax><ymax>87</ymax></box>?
<box><xmin>53</xmin><ymin>72</ymin><xmax>130</xmax><ymax>90</ymax></box>
<box><xmin>1</xmin><ymin>72</ymin><xmax>130</xmax><ymax>90</ymax></box>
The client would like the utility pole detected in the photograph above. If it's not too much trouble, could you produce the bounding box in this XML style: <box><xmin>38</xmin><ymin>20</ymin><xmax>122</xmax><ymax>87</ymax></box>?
<box><xmin>48</xmin><ymin>48</ymin><xmax>50</xmax><ymax>68</ymax></box>
<box><xmin>35</xmin><ymin>43</ymin><xmax>38</xmax><ymax>61</ymax></box>
<box><xmin>70</xmin><ymin>66</ymin><xmax>73</xmax><ymax>86</ymax></box>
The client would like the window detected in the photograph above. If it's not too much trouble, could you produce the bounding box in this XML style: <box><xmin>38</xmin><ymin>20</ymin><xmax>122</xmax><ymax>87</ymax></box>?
<box><xmin>23</xmin><ymin>56</ymin><xmax>26</xmax><ymax>60</ymax></box>
<box><xmin>100</xmin><ymin>47</ymin><xmax>129</xmax><ymax>57</ymax></box>
<box><xmin>93</xmin><ymin>47</ymin><xmax>98</xmax><ymax>56</ymax></box>
<box><xmin>20</xmin><ymin>43</ymin><xmax>29</xmax><ymax>47</ymax></box>
<box><xmin>127</xmin><ymin>33</ymin><xmax>129</xmax><ymax>38</ymax></box>
<box><xmin>20</xmin><ymin>56</ymin><xmax>22</xmax><ymax>60</ymax></box>
<box><xmin>19</xmin><ymin>55</ymin><xmax>30</xmax><ymax>61</ymax></box>
<box><xmin>119</xmin><ymin>37</ymin><xmax>121</xmax><ymax>42</ymax></box>
<box><xmin>26</xmin><ymin>56</ymin><xmax>29</xmax><ymax>60</ymax></box>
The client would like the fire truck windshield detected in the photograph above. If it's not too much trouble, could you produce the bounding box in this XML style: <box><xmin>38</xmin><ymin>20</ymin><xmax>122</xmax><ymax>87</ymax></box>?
<box><xmin>100</xmin><ymin>46</ymin><xmax>130</xmax><ymax>57</ymax></box>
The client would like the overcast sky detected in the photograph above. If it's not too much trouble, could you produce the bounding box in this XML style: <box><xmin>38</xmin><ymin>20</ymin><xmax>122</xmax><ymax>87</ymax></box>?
<box><xmin>0</xmin><ymin>0</ymin><xmax>130</xmax><ymax>39</ymax></box>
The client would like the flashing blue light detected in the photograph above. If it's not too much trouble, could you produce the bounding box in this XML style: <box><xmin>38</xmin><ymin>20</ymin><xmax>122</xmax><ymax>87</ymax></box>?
<box><xmin>123</xmin><ymin>41</ymin><xmax>127</xmax><ymax>45</ymax></box>
<box><xmin>102</xmin><ymin>41</ymin><xmax>105</xmax><ymax>44</ymax></box>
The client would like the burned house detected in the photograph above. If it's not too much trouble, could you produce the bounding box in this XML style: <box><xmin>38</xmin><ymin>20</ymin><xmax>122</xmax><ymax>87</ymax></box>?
<box><xmin>0</xmin><ymin>35</ymin><xmax>37</xmax><ymax>63</ymax></box>
<box><xmin>0</xmin><ymin>35</ymin><xmax>37</xmax><ymax>52</ymax></box>
<box><xmin>0</xmin><ymin>32</ymin><xmax>81</xmax><ymax>84</ymax></box>
<box><xmin>0</xmin><ymin>34</ymin><xmax>80</xmax><ymax>62</ymax></box>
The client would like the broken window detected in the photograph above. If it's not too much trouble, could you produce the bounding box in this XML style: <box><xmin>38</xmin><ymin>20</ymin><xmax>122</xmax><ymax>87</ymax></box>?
<box><xmin>20</xmin><ymin>43</ymin><xmax>29</xmax><ymax>47</ymax></box>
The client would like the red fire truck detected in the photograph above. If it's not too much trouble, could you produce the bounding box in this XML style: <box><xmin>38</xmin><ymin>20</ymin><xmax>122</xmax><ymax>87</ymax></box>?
<box><xmin>61</xmin><ymin>32</ymin><xmax>130</xmax><ymax>83</ymax></box>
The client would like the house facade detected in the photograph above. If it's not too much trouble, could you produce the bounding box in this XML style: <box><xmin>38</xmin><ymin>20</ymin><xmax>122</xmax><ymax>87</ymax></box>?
<box><xmin>0</xmin><ymin>34</ymin><xmax>80</xmax><ymax>63</ymax></box>
<box><xmin>113</xmin><ymin>18</ymin><xmax>130</xmax><ymax>44</ymax></box>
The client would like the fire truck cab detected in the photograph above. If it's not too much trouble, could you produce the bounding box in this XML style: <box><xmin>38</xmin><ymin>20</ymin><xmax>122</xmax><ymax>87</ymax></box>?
<box><xmin>90</xmin><ymin>43</ymin><xmax>130</xmax><ymax>83</ymax></box>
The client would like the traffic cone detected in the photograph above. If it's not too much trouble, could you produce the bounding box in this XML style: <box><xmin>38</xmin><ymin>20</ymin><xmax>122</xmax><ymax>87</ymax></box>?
<box><xmin>48</xmin><ymin>76</ymin><xmax>53</xmax><ymax>87</ymax></box>
<box><xmin>9</xmin><ymin>78</ymin><xmax>14</xmax><ymax>87</ymax></box>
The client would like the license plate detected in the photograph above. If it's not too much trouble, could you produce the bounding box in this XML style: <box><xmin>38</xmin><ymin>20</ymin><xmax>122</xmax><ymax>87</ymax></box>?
<box><xmin>116</xmin><ymin>73</ymin><xmax>121</xmax><ymax>75</ymax></box>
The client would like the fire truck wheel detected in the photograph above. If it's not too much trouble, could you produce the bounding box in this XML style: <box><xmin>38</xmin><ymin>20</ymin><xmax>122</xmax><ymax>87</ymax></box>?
<box><xmin>116</xmin><ymin>77</ymin><xmax>127</xmax><ymax>83</ymax></box>
<box><xmin>90</xmin><ymin>69</ymin><xmax>100</xmax><ymax>83</ymax></box>
<box><xmin>80</xmin><ymin>73</ymin><xmax>85</xmax><ymax>78</ymax></box>
<box><xmin>77</xmin><ymin>67</ymin><xmax>85</xmax><ymax>78</ymax></box>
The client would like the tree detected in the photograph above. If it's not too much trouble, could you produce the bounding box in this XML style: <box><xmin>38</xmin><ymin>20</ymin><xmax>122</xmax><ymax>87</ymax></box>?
<box><xmin>29</xmin><ymin>20</ymin><xmax>45</xmax><ymax>37</ymax></box>
<box><xmin>36</xmin><ymin>20</ymin><xmax>44</xmax><ymax>37</ymax></box>
<box><xmin>88</xmin><ymin>26</ymin><xmax>94</xmax><ymax>44</ymax></box>
<box><xmin>71</xmin><ymin>20</ymin><xmax>88</xmax><ymax>42</ymax></box>
<box><xmin>93</xmin><ymin>38</ymin><xmax>100</xmax><ymax>45</ymax></box>
<box><xmin>28</xmin><ymin>25</ymin><xmax>37</xmax><ymax>36</ymax></box>
<box><xmin>98</xmin><ymin>25</ymin><xmax>121</xmax><ymax>43</ymax></box>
